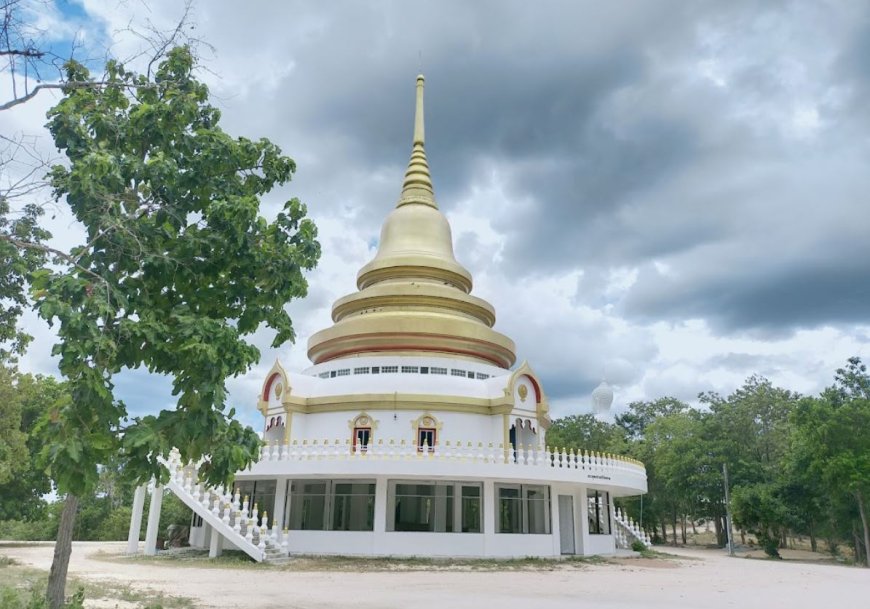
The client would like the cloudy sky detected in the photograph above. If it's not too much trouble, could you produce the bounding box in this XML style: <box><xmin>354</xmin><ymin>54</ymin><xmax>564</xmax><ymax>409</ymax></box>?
<box><xmin>4</xmin><ymin>0</ymin><xmax>869</xmax><ymax>425</ymax></box>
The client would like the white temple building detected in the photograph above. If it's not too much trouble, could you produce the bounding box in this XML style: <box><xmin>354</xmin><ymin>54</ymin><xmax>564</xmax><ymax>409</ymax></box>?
<box><xmin>129</xmin><ymin>75</ymin><xmax>649</xmax><ymax>562</ymax></box>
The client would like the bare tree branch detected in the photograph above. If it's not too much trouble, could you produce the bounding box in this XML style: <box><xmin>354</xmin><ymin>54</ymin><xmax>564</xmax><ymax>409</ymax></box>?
<box><xmin>0</xmin><ymin>48</ymin><xmax>42</xmax><ymax>57</ymax></box>
<box><xmin>0</xmin><ymin>80</ymin><xmax>163</xmax><ymax>111</ymax></box>
<box><xmin>0</xmin><ymin>233</ymin><xmax>107</xmax><ymax>284</ymax></box>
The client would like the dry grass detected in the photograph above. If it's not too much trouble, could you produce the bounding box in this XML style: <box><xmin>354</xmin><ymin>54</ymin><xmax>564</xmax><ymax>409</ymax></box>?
<box><xmin>96</xmin><ymin>548</ymin><xmax>676</xmax><ymax>572</ymax></box>
<box><xmin>0</xmin><ymin>551</ymin><xmax>196</xmax><ymax>609</ymax></box>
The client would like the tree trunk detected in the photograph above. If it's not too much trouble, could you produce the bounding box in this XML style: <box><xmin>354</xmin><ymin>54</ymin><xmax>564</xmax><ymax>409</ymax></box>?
<box><xmin>809</xmin><ymin>520</ymin><xmax>817</xmax><ymax>553</ymax></box>
<box><xmin>740</xmin><ymin>528</ymin><xmax>746</xmax><ymax>545</ymax></box>
<box><xmin>857</xmin><ymin>490</ymin><xmax>870</xmax><ymax>567</ymax></box>
<box><xmin>671</xmin><ymin>510</ymin><xmax>678</xmax><ymax>546</ymax></box>
<box><xmin>852</xmin><ymin>524</ymin><xmax>863</xmax><ymax>566</ymax></box>
<box><xmin>47</xmin><ymin>494</ymin><xmax>79</xmax><ymax>609</ymax></box>
<box><xmin>713</xmin><ymin>516</ymin><xmax>722</xmax><ymax>547</ymax></box>
<box><xmin>661</xmin><ymin>518</ymin><xmax>668</xmax><ymax>545</ymax></box>
<box><xmin>680</xmin><ymin>514</ymin><xmax>687</xmax><ymax>544</ymax></box>
<box><xmin>691</xmin><ymin>519</ymin><xmax>697</xmax><ymax>535</ymax></box>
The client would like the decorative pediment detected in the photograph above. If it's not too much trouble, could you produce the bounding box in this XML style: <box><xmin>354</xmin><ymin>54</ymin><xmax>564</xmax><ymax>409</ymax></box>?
<box><xmin>258</xmin><ymin>359</ymin><xmax>290</xmax><ymax>415</ymax></box>
<box><xmin>348</xmin><ymin>412</ymin><xmax>379</xmax><ymax>430</ymax></box>
<box><xmin>504</xmin><ymin>361</ymin><xmax>550</xmax><ymax>429</ymax></box>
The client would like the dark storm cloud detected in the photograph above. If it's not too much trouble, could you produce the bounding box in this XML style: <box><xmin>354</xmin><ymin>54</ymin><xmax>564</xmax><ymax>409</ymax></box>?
<box><xmin>202</xmin><ymin>1</ymin><xmax>691</xmax><ymax>218</ymax></box>
<box><xmin>625</xmin><ymin>249</ymin><xmax>870</xmax><ymax>334</ymax></box>
<box><xmin>177</xmin><ymin>1</ymin><xmax>870</xmax><ymax>338</ymax></box>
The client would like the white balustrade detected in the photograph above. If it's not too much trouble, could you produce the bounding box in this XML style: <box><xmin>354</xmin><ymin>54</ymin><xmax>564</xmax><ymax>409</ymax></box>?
<box><xmin>239</xmin><ymin>438</ymin><xmax>645</xmax><ymax>481</ymax></box>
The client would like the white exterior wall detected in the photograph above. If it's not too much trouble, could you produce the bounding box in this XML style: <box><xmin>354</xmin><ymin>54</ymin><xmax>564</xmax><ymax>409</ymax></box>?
<box><xmin>292</xmin><ymin>409</ymin><xmax>503</xmax><ymax>448</ymax></box>
<box><xmin>188</xmin><ymin>477</ymin><xmax>621</xmax><ymax>558</ymax></box>
<box><xmin>235</xmin><ymin>476</ymin><xmax>623</xmax><ymax>558</ymax></box>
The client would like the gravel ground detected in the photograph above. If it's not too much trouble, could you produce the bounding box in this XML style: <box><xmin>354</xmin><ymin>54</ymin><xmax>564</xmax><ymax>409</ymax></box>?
<box><xmin>2</xmin><ymin>541</ymin><xmax>867</xmax><ymax>609</ymax></box>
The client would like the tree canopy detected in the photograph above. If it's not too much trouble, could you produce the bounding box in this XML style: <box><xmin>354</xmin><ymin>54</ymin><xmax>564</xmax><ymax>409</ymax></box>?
<box><xmin>35</xmin><ymin>46</ymin><xmax>320</xmax><ymax>496</ymax></box>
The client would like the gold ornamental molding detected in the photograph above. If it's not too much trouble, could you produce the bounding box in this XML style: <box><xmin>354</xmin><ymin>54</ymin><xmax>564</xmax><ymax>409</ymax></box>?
<box><xmin>308</xmin><ymin>326</ymin><xmax>516</xmax><ymax>368</ymax></box>
<box><xmin>278</xmin><ymin>391</ymin><xmax>513</xmax><ymax>416</ymax></box>
<box><xmin>331</xmin><ymin>286</ymin><xmax>497</xmax><ymax>327</ymax></box>
<box><xmin>357</xmin><ymin>263</ymin><xmax>472</xmax><ymax>293</ymax></box>
<box><xmin>347</xmin><ymin>412</ymin><xmax>380</xmax><ymax>430</ymax></box>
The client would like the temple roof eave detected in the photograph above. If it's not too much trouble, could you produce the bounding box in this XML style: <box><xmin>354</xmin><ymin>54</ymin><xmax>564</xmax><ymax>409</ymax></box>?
<box><xmin>307</xmin><ymin>313</ymin><xmax>516</xmax><ymax>368</ymax></box>
<box><xmin>331</xmin><ymin>283</ymin><xmax>497</xmax><ymax>326</ymax></box>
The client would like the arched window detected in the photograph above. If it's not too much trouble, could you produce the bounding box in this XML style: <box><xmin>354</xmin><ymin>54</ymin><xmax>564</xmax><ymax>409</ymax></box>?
<box><xmin>348</xmin><ymin>413</ymin><xmax>377</xmax><ymax>453</ymax></box>
<box><xmin>411</xmin><ymin>413</ymin><xmax>442</xmax><ymax>452</ymax></box>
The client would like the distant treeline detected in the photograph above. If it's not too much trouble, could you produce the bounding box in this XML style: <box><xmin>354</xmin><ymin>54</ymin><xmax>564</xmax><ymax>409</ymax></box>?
<box><xmin>547</xmin><ymin>357</ymin><xmax>870</xmax><ymax>565</ymax></box>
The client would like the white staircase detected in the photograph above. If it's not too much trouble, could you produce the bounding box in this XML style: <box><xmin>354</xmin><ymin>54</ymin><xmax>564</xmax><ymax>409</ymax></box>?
<box><xmin>612</xmin><ymin>506</ymin><xmax>652</xmax><ymax>550</ymax></box>
<box><xmin>163</xmin><ymin>449</ymin><xmax>289</xmax><ymax>564</ymax></box>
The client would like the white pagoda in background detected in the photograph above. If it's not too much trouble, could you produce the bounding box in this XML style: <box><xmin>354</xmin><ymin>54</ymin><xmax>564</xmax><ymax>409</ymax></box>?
<box><xmin>129</xmin><ymin>75</ymin><xmax>648</xmax><ymax>561</ymax></box>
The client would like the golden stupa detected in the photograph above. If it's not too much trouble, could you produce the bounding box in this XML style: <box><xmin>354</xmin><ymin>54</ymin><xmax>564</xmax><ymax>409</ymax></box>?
<box><xmin>307</xmin><ymin>76</ymin><xmax>517</xmax><ymax>368</ymax></box>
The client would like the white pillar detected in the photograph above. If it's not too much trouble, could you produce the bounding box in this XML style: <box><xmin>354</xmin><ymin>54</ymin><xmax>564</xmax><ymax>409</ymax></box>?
<box><xmin>203</xmin><ymin>522</ymin><xmax>213</xmax><ymax>550</ymax></box>
<box><xmin>434</xmin><ymin>485</ymin><xmax>448</xmax><ymax>532</ymax></box>
<box><xmin>578</xmin><ymin>487</ymin><xmax>590</xmax><ymax>556</ymax></box>
<box><xmin>550</xmin><ymin>488</ymin><xmax>561</xmax><ymax>557</ymax></box>
<box><xmin>374</xmin><ymin>477</ymin><xmax>388</xmax><ymax>535</ymax></box>
<box><xmin>272</xmin><ymin>478</ymin><xmax>288</xmax><ymax>530</ymax></box>
<box><xmin>126</xmin><ymin>484</ymin><xmax>147</xmax><ymax>555</ymax></box>
<box><xmin>143</xmin><ymin>485</ymin><xmax>163</xmax><ymax>556</ymax></box>
<box><xmin>452</xmin><ymin>487</ymin><xmax>463</xmax><ymax>533</ymax></box>
<box><xmin>483</xmin><ymin>479</ymin><xmax>495</xmax><ymax>556</ymax></box>
<box><xmin>209</xmin><ymin>527</ymin><xmax>223</xmax><ymax>558</ymax></box>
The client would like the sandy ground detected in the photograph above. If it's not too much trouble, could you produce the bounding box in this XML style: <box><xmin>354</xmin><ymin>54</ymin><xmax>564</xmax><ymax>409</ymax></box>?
<box><xmin>2</xmin><ymin>541</ymin><xmax>868</xmax><ymax>609</ymax></box>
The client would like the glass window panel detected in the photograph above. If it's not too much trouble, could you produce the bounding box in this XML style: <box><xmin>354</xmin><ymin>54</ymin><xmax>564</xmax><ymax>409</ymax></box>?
<box><xmin>587</xmin><ymin>489</ymin><xmax>610</xmax><ymax>535</ymax></box>
<box><xmin>496</xmin><ymin>484</ymin><xmax>550</xmax><ymax>534</ymax></box>
<box><xmin>525</xmin><ymin>485</ymin><xmax>550</xmax><ymax>535</ymax></box>
<box><xmin>498</xmin><ymin>486</ymin><xmax>522</xmax><ymax>533</ymax></box>
<box><xmin>462</xmin><ymin>485</ymin><xmax>480</xmax><ymax>498</ymax></box>
<box><xmin>417</xmin><ymin>428</ymin><xmax>436</xmax><ymax>451</ymax></box>
<box><xmin>391</xmin><ymin>482</ymin><xmax>459</xmax><ymax>532</ymax></box>
<box><xmin>461</xmin><ymin>485</ymin><xmax>482</xmax><ymax>533</ymax></box>
<box><xmin>288</xmin><ymin>480</ymin><xmax>376</xmax><ymax>531</ymax></box>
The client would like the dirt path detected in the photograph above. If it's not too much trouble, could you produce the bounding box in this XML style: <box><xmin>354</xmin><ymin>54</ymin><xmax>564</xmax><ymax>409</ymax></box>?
<box><xmin>2</xmin><ymin>542</ymin><xmax>867</xmax><ymax>609</ymax></box>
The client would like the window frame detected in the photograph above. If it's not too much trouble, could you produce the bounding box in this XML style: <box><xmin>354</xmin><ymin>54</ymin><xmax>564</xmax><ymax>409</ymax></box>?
<box><xmin>387</xmin><ymin>480</ymin><xmax>482</xmax><ymax>533</ymax></box>
<box><xmin>287</xmin><ymin>479</ymin><xmax>376</xmax><ymax>532</ymax></box>
<box><xmin>417</xmin><ymin>427</ymin><xmax>436</xmax><ymax>452</ymax></box>
<box><xmin>353</xmin><ymin>426</ymin><xmax>372</xmax><ymax>452</ymax></box>
<box><xmin>587</xmin><ymin>489</ymin><xmax>611</xmax><ymax>535</ymax></box>
<box><xmin>495</xmin><ymin>483</ymin><xmax>551</xmax><ymax>534</ymax></box>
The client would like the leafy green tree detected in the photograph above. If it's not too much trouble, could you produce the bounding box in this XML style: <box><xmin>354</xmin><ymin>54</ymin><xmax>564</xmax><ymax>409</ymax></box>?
<box><xmin>793</xmin><ymin>371</ymin><xmax>870</xmax><ymax>566</ymax></box>
<box><xmin>0</xmin><ymin>201</ymin><xmax>50</xmax><ymax>361</ymax></box>
<box><xmin>546</xmin><ymin>414</ymin><xmax>626</xmax><ymax>452</ymax></box>
<box><xmin>698</xmin><ymin>376</ymin><xmax>797</xmax><ymax>547</ymax></box>
<box><xmin>26</xmin><ymin>46</ymin><xmax>319</xmax><ymax>606</ymax></box>
<box><xmin>641</xmin><ymin>410</ymin><xmax>714</xmax><ymax>545</ymax></box>
<box><xmin>0</xmin><ymin>367</ymin><xmax>64</xmax><ymax>520</ymax></box>
<box><xmin>615</xmin><ymin>397</ymin><xmax>689</xmax><ymax>440</ymax></box>
<box><xmin>0</xmin><ymin>365</ymin><xmax>28</xmax><ymax>486</ymax></box>
<box><xmin>731</xmin><ymin>482</ymin><xmax>789</xmax><ymax>557</ymax></box>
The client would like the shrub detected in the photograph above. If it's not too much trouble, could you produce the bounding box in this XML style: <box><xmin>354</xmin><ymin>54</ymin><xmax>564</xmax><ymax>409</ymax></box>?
<box><xmin>0</xmin><ymin>519</ymin><xmax>55</xmax><ymax>541</ymax></box>
<box><xmin>757</xmin><ymin>532</ymin><xmax>781</xmax><ymax>558</ymax></box>
<box><xmin>631</xmin><ymin>540</ymin><xmax>646</xmax><ymax>552</ymax></box>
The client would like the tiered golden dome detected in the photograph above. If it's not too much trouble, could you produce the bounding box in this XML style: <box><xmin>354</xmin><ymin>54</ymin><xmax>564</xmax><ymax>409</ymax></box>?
<box><xmin>307</xmin><ymin>75</ymin><xmax>516</xmax><ymax>368</ymax></box>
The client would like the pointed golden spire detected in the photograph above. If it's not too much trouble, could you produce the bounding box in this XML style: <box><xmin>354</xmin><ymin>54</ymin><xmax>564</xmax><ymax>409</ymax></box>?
<box><xmin>307</xmin><ymin>72</ymin><xmax>517</xmax><ymax>369</ymax></box>
<box><xmin>398</xmin><ymin>74</ymin><xmax>436</xmax><ymax>208</ymax></box>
